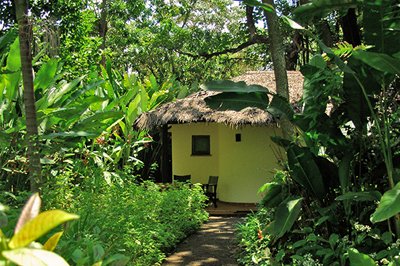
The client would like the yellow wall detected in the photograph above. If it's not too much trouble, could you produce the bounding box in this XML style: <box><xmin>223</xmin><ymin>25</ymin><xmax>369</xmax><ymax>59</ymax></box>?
<box><xmin>170</xmin><ymin>122</ymin><xmax>283</xmax><ymax>203</ymax></box>
<box><xmin>170</xmin><ymin>123</ymin><xmax>219</xmax><ymax>185</ymax></box>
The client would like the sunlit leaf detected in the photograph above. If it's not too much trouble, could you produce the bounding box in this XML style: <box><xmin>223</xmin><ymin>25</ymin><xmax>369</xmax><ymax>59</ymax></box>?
<box><xmin>43</xmin><ymin>232</ymin><xmax>63</xmax><ymax>251</ymax></box>
<box><xmin>2</xmin><ymin>248</ymin><xmax>69</xmax><ymax>266</ymax></box>
<box><xmin>282</xmin><ymin>16</ymin><xmax>304</xmax><ymax>30</ymax></box>
<box><xmin>9</xmin><ymin>210</ymin><xmax>78</xmax><ymax>249</ymax></box>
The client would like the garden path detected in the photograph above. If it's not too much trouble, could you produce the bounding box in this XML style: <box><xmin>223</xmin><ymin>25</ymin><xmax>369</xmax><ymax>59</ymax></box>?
<box><xmin>163</xmin><ymin>216</ymin><xmax>242</xmax><ymax>266</ymax></box>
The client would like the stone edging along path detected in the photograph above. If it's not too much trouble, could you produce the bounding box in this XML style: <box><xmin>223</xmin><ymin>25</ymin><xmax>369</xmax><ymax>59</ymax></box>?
<box><xmin>162</xmin><ymin>216</ymin><xmax>242</xmax><ymax>266</ymax></box>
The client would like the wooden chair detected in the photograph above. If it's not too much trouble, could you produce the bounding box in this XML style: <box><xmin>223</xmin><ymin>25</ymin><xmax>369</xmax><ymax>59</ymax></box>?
<box><xmin>203</xmin><ymin>176</ymin><xmax>218</xmax><ymax>207</ymax></box>
<box><xmin>173</xmin><ymin>174</ymin><xmax>191</xmax><ymax>183</ymax></box>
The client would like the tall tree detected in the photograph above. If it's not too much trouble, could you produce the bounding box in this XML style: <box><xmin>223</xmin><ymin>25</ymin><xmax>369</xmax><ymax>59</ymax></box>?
<box><xmin>262</xmin><ymin>0</ymin><xmax>291</xmax><ymax>137</ymax></box>
<box><xmin>14</xmin><ymin>0</ymin><xmax>42</xmax><ymax>192</ymax></box>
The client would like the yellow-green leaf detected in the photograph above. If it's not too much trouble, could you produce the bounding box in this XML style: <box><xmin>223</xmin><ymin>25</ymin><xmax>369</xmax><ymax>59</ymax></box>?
<box><xmin>43</xmin><ymin>232</ymin><xmax>63</xmax><ymax>251</ymax></box>
<box><xmin>9</xmin><ymin>210</ymin><xmax>79</xmax><ymax>249</ymax></box>
<box><xmin>2</xmin><ymin>248</ymin><xmax>69</xmax><ymax>266</ymax></box>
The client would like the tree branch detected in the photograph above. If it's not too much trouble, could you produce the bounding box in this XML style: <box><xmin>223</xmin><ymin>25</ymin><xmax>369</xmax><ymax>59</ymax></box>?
<box><xmin>175</xmin><ymin>34</ymin><xmax>268</xmax><ymax>60</ymax></box>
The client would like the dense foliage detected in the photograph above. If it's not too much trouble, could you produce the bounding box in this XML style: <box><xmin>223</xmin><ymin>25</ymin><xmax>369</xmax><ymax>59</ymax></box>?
<box><xmin>1</xmin><ymin>22</ymin><xmax>203</xmax><ymax>265</ymax></box>
<box><xmin>42</xmin><ymin>163</ymin><xmax>208</xmax><ymax>265</ymax></box>
<box><xmin>3</xmin><ymin>0</ymin><xmax>400</xmax><ymax>264</ymax></box>
<box><xmin>235</xmin><ymin>0</ymin><xmax>400</xmax><ymax>265</ymax></box>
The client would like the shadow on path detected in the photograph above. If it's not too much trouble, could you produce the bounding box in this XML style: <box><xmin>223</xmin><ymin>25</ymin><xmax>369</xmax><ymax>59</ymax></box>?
<box><xmin>163</xmin><ymin>216</ymin><xmax>242</xmax><ymax>266</ymax></box>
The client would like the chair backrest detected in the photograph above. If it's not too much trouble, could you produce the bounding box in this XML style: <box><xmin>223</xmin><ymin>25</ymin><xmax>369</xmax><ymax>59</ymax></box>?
<box><xmin>208</xmin><ymin>176</ymin><xmax>218</xmax><ymax>186</ymax></box>
<box><xmin>174</xmin><ymin>175</ymin><xmax>191</xmax><ymax>183</ymax></box>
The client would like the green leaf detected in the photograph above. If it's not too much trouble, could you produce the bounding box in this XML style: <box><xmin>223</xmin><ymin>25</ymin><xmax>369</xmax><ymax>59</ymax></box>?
<box><xmin>348</xmin><ymin>248</ymin><xmax>376</xmax><ymax>266</ymax></box>
<box><xmin>318</xmin><ymin>40</ymin><xmax>355</xmax><ymax>74</ymax></box>
<box><xmin>140</xmin><ymin>86</ymin><xmax>149</xmax><ymax>113</ymax></box>
<box><xmin>14</xmin><ymin>193</ymin><xmax>41</xmax><ymax>234</ymax></box>
<box><xmin>309</xmin><ymin>55</ymin><xmax>327</xmax><ymax>69</ymax></box>
<box><xmin>336</xmin><ymin>191</ymin><xmax>382</xmax><ymax>202</ymax></box>
<box><xmin>294</xmin><ymin>0</ymin><xmax>360</xmax><ymax>19</ymax></box>
<box><xmin>371</xmin><ymin>182</ymin><xmax>400</xmax><ymax>223</ymax></box>
<box><xmin>6</xmin><ymin>37</ymin><xmax>21</xmax><ymax>72</ymax></box>
<box><xmin>0</xmin><ymin>28</ymin><xmax>17</xmax><ymax>51</ymax></box>
<box><xmin>281</xmin><ymin>16</ymin><xmax>304</xmax><ymax>30</ymax></box>
<box><xmin>71</xmin><ymin>111</ymin><xmax>123</xmax><ymax>132</ymax></box>
<box><xmin>43</xmin><ymin>232</ymin><xmax>63</xmax><ymax>251</ymax></box>
<box><xmin>205</xmin><ymin>92</ymin><xmax>269</xmax><ymax>111</ymax></box>
<box><xmin>102</xmin><ymin>254</ymin><xmax>129</xmax><ymax>266</ymax></box>
<box><xmin>9</xmin><ymin>210</ymin><xmax>79</xmax><ymax>249</ymax></box>
<box><xmin>2</xmin><ymin>248</ymin><xmax>69</xmax><ymax>266</ymax></box>
<box><xmin>329</xmin><ymin>234</ymin><xmax>339</xmax><ymax>247</ymax></box>
<box><xmin>353</xmin><ymin>51</ymin><xmax>400</xmax><ymax>74</ymax></box>
<box><xmin>92</xmin><ymin>244</ymin><xmax>105</xmax><ymax>262</ymax></box>
<box><xmin>0</xmin><ymin>131</ymin><xmax>12</xmax><ymax>148</ymax></box>
<box><xmin>202</xmin><ymin>80</ymin><xmax>268</xmax><ymax>93</ymax></box>
<box><xmin>242</xmin><ymin>0</ymin><xmax>274</xmax><ymax>12</ymax></box>
<box><xmin>363</xmin><ymin>1</ymin><xmax>400</xmax><ymax>55</ymax></box>
<box><xmin>267</xmin><ymin>94</ymin><xmax>294</xmax><ymax>121</ymax></box>
<box><xmin>46</xmin><ymin>76</ymin><xmax>86</xmax><ymax>107</ymax></box>
<box><xmin>41</xmin><ymin>131</ymin><xmax>99</xmax><ymax>139</ymax></box>
<box><xmin>338</xmin><ymin>154</ymin><xmax>352</xmax><ymax>192</ymax></box>
<box><xmin>64</xmin><ymin>80</ymin><xmax>105</xmax><ymax>107</ymax></box>
<box><xmin>259</xmin><ymin>182</ymin><xmax>283</xmax><ymax>208</ymax></box>
<box><xmin>34</xmin><ymin>59</ymin><xmax>59</xmax><ymax>90</ymax></box>
<box><xmin>267</xmin><ymin>197</ymin><xmax>303</xmax><ymax>239</ymax></box>
<box><xmin>381</xmin><ymin>231</ymin><xmax>392</xmax><ymax>245</ymax></box>
<box><xmin>287</xmin><ymin>145</ymin><xmax>326</xmax><ymax>200</ymax></box>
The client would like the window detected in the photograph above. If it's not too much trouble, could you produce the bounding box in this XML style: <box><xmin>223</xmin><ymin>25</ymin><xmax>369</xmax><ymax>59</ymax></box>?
<box><xmin>235</xmin><ymin>133</ymin><xmax>241</xmax><ymax>142</ymax></box>
<box><xmin>192</xmin><ymin>135</ymin><xmax>210</xmax><ymax>155</ymax></box>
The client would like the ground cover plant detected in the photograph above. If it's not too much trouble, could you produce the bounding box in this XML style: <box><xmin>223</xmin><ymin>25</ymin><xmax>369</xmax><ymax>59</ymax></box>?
<box><xmin>42</xmin><ymin>164</ymin><xmax>208</xmax><ymax>265</ymax></box>
<box><xmin>235</xmin><ymin>0</ymin><xmax>400</xmax><ymax>265</ymax></box>
<box><xmin>1</xmin><ymin>164</ymin><xmax>208</xmax><ymax>265</ymax></box>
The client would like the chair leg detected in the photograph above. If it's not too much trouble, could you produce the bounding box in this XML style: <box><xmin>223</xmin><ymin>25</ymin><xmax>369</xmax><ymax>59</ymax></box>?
<box><xmin>213</xmin><ymin>194</ymin><xmax>217</xmax><ymax>208</ymax></box>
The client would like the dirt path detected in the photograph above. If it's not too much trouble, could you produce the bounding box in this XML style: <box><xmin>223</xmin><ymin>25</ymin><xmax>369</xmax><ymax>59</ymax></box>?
<box><xmin>163</xmin><ymin>216</ymin><xmax>242</xmax><ymax>266</ymax></box>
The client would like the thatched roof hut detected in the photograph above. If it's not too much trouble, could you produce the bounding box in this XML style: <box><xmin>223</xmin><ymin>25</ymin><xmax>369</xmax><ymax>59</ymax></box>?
<box><xmin>136</xmin><ymin>71</ymin><xmax>303</xmax><ymax>130</ymax></box>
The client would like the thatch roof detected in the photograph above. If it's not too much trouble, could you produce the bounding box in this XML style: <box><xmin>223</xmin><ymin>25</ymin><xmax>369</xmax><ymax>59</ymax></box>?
<box><xmin>136</xmin><ymin>71</ymin><xmax>303</xmax><ymax>130</ymax></box>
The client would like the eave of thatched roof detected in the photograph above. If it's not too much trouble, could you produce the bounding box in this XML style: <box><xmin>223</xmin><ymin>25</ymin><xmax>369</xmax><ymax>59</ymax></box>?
<box><xmin>136</xmin><ymin>71</ymin><xmax>303</xmax><ymax>130</ymax></box>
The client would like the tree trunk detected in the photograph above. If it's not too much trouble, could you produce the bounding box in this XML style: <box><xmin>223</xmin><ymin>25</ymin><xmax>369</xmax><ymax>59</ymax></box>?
<box><xmin>14</xmin><ymin>0</ymin><xmax>42</xmax><ymax>192</ymax></box>
<box><xmin>262</xmin><ymin>0</ymin><xmax>292</xmax><ymax>138</ymax></box>
<box><xmin>99</xmin><ymin>0</ymin><xmax>108</xmax><ymax>67</ymax></box>
<box><xmin>340</xmin><ymin>8</ymin><xmax>361</xmax><ymax>46</ymax></box>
